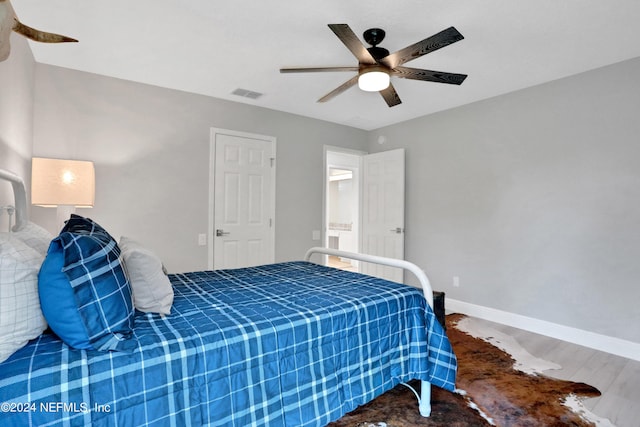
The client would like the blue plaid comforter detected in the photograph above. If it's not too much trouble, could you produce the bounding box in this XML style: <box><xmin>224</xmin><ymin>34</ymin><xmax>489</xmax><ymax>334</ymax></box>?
<box><xmin>0</xmin><ymin>261</ymin><xmax>456</xmax><ymax>426</ymax></box>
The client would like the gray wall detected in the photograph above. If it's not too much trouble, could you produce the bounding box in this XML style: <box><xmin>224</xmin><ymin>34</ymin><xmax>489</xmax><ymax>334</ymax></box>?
<box><xmin>0</xmin><ymin>34</ymin><xmax>34</xmax><ymax>218</ymax></box>
<box><xmin>31</xmin><ymin>65</ymin><xmax>368</xmax><ymax>272</ymax></box>
<box><xmin>368</xmin><ymin>57</ymin><xmax>640</xmax><ymax>344</ymax></box>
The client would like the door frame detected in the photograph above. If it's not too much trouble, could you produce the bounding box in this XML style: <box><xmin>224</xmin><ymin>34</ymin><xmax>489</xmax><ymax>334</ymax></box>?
<box><xmin>208</xmin><ymin>128</ymin><xmax>276</xmax><ymax>270</ymax></box>
<box><xmin>322</xmin><ymin>145</ymin><xmax>366</xmax><ymax>267</ymax></box>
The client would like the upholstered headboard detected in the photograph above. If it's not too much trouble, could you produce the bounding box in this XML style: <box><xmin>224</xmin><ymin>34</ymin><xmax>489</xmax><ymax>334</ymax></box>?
<box><xmin>0</xmin><ymin>168</ymin><xmax>28</xmax><ymax>231</ymax></box>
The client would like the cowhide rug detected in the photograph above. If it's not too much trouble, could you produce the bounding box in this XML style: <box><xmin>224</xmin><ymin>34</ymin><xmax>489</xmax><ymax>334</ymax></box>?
<box><xmin>328</xmin><ymin>314</ymin><xmax>611</xmax><ymax>427</ymax></box>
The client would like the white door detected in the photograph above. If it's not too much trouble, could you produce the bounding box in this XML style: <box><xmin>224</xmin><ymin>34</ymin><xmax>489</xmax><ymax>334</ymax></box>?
<box><xmin>209</xmin><ymin>129</ymin><xmax>276</xmax><ymax>270</ymax></box>
<box><xmin>361</xmin><ymin>148</ymin><xmax>405</xmax><ymax>282</ymax></box>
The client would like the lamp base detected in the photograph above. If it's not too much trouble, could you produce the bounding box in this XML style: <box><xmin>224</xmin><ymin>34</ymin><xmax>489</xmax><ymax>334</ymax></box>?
<box><xmin>56</xmin><ymin>205</ymin><xmax>76</xmax><ymax>233</ymax></box>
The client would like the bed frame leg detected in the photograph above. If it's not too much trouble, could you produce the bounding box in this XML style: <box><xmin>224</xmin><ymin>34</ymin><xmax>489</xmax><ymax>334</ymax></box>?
<box><xmin>419</xmin><ymin>380</ymin><xmax>432</xmax><ymax>417</ymax></box>
<box><xmin>401</xmin><ymin>380</ymin><xmax>432</xmax><ymax>417</ymax></box>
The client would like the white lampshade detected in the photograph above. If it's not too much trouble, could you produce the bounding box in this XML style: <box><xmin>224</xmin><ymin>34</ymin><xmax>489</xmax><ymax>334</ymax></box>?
<box><xmin>31</xmin><ymin>157</ymin><xmax>95</xmax><ymax>208</ymax></box>
<box><xmin>358</xmin><ymin>69</ymin><xmax>390</xmax><ymax>92</ymax></box>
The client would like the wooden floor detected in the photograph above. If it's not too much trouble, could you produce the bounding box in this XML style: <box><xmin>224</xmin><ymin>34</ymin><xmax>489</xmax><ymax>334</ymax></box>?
<box><xmin>327</xmin><ymin>255</ymin><xmax>358</xmax><ymax>272</ymax></box>
<box><xmin>465</xmin><ymin>316</ymin><xmax>640</xmax><ymax>427</ymax></box>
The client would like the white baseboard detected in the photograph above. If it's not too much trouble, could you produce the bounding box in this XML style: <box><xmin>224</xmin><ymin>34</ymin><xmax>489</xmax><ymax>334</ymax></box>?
<box><xmin>447</xmin><ymin>298</ymin><xmax>640</xmax><ymax>362</ymax></box>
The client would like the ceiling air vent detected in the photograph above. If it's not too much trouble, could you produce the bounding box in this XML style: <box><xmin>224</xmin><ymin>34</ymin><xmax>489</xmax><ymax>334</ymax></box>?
<box><xmin>231</xmin><ymin>88</ymin><xmax>263</xmax><ymax>100</ymax></box>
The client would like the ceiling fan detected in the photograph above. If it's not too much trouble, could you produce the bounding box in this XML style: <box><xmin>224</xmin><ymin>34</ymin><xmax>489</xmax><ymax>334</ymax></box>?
<box><xmin>280</xmin><ymin>24</ymin><xmax>467</xmax><ymax>107</ymax></box>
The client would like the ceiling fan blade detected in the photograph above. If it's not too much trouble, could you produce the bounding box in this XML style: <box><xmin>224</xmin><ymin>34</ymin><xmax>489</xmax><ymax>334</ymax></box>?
<box><xmin>280</xmin><ymin>66</ymin><xmax>359</xmax><ymax>73</ymax></box>
<box><xmin>381</xmin><ymin>26</ymin><xmax>464</xmax><ymax>69</ymax></box>
<box><xmin>393</xmin><ymin>66</ymin><xmax>467</xmax><ymax>85</ymax></box>
<box><xmin>379</xmin><ymin>83</ymin><xmax>402</xmax><ymax>107</ymax></box>
<box><xmin>317</xmin><ymin>75</ymin><xmax>359</xmax><ymax>103</ymax></box>
<box><xmin>328</xmin><ymin>24</ymin><xmax>377</xmax><ymax>65</ymax></box>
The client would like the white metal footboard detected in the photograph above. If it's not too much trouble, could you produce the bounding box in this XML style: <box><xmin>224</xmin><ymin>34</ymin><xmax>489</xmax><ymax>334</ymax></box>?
<box><xmin>0</xmin><ymin>168</ymin><xmax>28</xmax><ymax>232</ymax></box>
<box><xmin>304</xmin><ymin>246</ymin><xmax>434</xmax><ymax>417</ymax></box>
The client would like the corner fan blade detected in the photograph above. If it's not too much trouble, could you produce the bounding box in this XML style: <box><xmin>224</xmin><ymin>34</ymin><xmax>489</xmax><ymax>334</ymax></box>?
<box><xmin>317</xmin><ymin>75</ymin><xmax>359</xmax><ymax>103</ymax></box>
<box><xmin>379</xmin><ymin>83</ymin><xmax>401</xmax><ymax>107</ymax></box>
<box><xmin>393</xmin><ymin>66</ymin><xmax>467</xmax><ymax>85</ymax></box>
<box><xmin>280</xmin><ymin>66</ymin><xmax>359</xmax><ymax>73</ymax></box>
<box><xmin>328</xmin><ymin>24</ymin><xmax>377</xmax><ymax>65</ymax></box>
<box><xmin>381</xmin><ymin>26</ymin><xmax>464</xmax><ymax>69</ymax></box>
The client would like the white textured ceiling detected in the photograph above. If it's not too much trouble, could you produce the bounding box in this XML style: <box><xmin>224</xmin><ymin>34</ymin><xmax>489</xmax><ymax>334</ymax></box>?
<box><xmin>12</xmin><ymin>0</ymin><xmax>640</xmax><ymax>130</ymax></box>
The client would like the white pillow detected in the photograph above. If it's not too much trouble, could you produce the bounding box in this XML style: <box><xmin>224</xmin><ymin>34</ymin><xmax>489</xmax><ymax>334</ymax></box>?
<box><xmin>119</xmin><ymin>236</ymin><xmax>173</xmax><ymax>315</ymax></box>
<box><xmin>0</xmin><ymin>236</ymin><xmax>48</xmax><ymax>363</ymax></box>
<box><xmin>12</xmin><ymin>222</ymin><xmax>53</xmax><ymax>255</ymax></box>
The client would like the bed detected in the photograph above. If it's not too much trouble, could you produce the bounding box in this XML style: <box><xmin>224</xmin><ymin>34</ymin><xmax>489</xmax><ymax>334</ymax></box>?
<box><xmin>0</xmin><ymin>168</ymin><xmax>456</xmax><ymax>426</ymax></box>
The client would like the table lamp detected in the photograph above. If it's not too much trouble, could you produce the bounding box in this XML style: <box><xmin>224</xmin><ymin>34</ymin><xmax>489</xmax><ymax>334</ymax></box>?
<box><xmin>31</xmin><ymin>157</ymin><xmax>95</xmax><ymax>231</ymax></box>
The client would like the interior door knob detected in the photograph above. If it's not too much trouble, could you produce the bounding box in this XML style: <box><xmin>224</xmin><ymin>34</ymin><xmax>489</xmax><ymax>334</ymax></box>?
<box><xmin>216</xmin><ymin>229</ymin><xmax>230</xmax><ymax>237</ymax></box>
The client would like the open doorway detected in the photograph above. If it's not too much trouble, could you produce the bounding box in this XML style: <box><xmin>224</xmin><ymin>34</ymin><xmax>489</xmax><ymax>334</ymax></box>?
<box><xmin>324</xmin><ymin>147</ymin><xmax>363</xmax><ymax>272</ymax></box>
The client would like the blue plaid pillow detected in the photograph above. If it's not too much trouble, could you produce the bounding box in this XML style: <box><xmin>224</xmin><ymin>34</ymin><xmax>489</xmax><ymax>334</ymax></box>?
<box><xmin>38</xmin><ymin>215</ymin><xmax>136</xmax><ymax>351</ymax></box>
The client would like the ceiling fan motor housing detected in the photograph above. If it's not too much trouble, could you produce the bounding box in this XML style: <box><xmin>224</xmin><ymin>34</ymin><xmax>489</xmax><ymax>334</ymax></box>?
<box><xmin>367</xmin><ymin>46</ymin><xmax>390</xmax><ymax>61</ymax></box>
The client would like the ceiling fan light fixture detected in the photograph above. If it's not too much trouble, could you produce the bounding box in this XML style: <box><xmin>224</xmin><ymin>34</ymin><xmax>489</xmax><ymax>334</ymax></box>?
<box><xmin>358</xmin><ymin>68</ymin><xmax>390</xmax><ymax>92</ymax></box>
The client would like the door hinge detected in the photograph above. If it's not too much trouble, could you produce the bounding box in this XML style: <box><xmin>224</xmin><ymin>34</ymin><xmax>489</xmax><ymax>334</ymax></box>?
<box><xmin>270</xmin><ymin>157</ymin><xmax>275</xmax><ymax>167</ymax></box>
<box><xmin>269</xmin><ymin>218</ymin><xmax>273</xmax><ymax>227</ymax></box>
